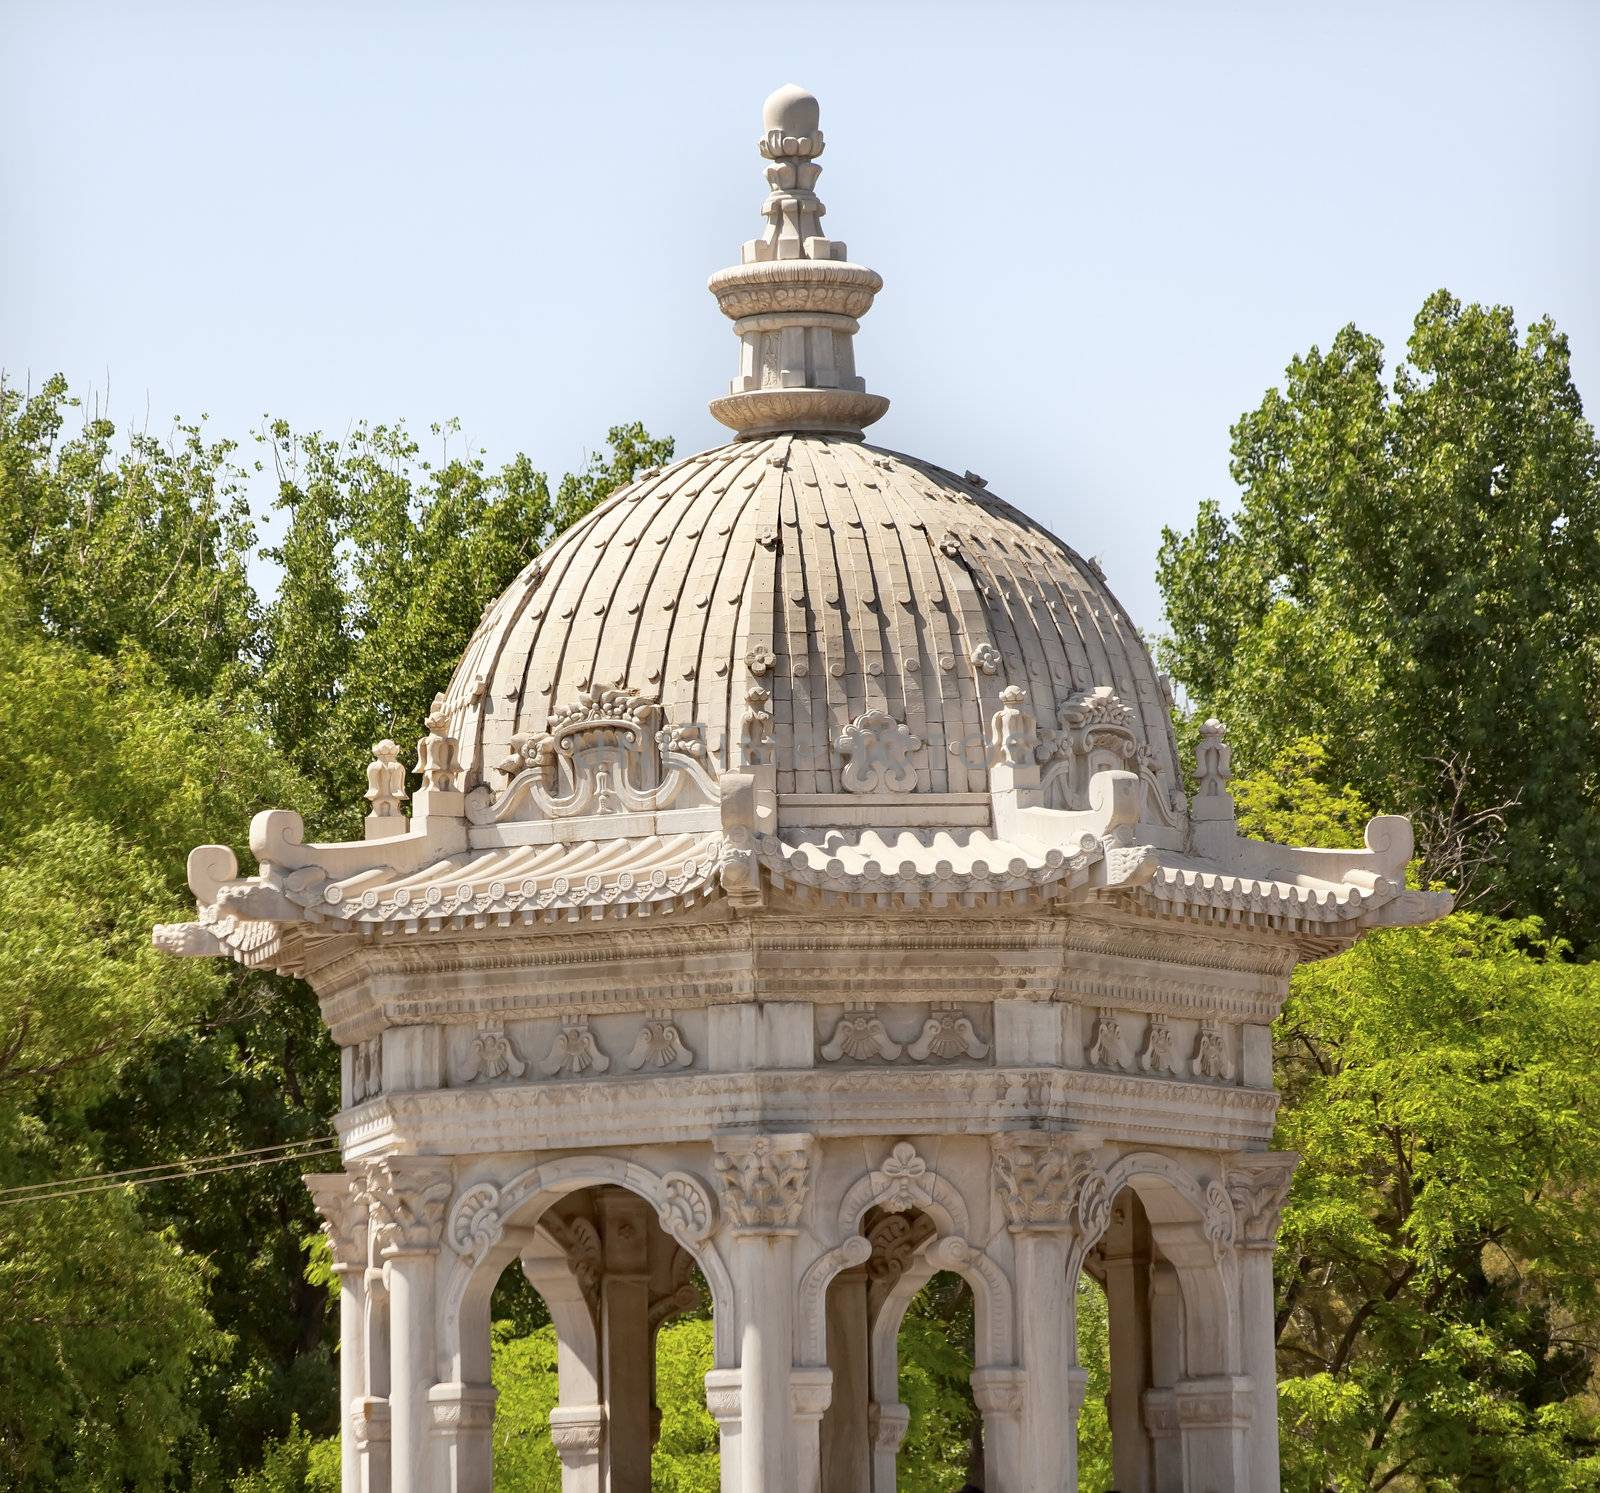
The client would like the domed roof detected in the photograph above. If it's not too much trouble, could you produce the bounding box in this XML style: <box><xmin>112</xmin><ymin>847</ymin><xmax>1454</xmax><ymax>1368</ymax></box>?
<box><xmin>152</xmin><ymin>84</ymin><xmax>1449</xmax><ymax>980</ymax></box>
<box><xmin>441</xmin><ymin>434</ymin><xmax>1184</xmax><ymax>809</ymax></box>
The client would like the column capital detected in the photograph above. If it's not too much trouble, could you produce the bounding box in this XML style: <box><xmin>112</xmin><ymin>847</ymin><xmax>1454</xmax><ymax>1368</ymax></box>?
<box><xmin>426</xmin><ymin>1381</ymin><xmax>497</xmax><ymax>1432</ymax></box>
<box><xmin>350</xmin><ymin>1395</ymin><xmax>391</xmax><ymax>1447</ymax></box>
<box><xmin>969</xmin><ymin>1366</ymin><xmax>1025</xmax><ymax>1417</ymax></box>
<box><xmin>1174</xmin><ymin>1374</ymin><xmax>1254</xmax><ymax>1431</ymax></box>
<box><xmin>362</xmin><ymin>1156</ymin><xmax>454</xmax><ymax>1256</ymax></box>
<box><xmin>703</xmin><ymin>1368</ymin><xmax>743</xmax><ymax>1430</ymax></box>
<box><xmin>868</xmin><ymin>1400</ymin><xmax>910</xmax><ymax>1454</ymax></box>
<box><xmin>304</xmin><ymin>1170</ymin><xmax>368</xmax><ymax>1270</ymax></box>
<box><xmin>712</xmin><ymin>1131</ymin><xmax>813</xmax><ymax>1232</ymax></box>
<box><xmin>548</xmin><ymin>1404</ymin><xmax>606</xmax><ymax>1469</ymax></box>
<box><xmin>1223</xmin><ymin>1151</ymin><xmax>1298</xmax><ymax>1248</ymax></box>
<box><xmin>791</xmin><ymin>1365</ymin><xmax>833</xmax><ymax>1422</ymax></box>
<box><xmin>990</xmin><ymin>1131</ymin><xmax>1109</xmax><ymax>1242</ymax></box>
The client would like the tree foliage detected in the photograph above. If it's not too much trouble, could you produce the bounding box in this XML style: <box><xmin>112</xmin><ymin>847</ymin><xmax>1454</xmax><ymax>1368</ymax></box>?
<box><xmin>1157</xmin><ymin>291</ymin><xmax>1600</xmax><ymax>947</ymax></box>
<box><xmin>0</xmin><ymin>373</ymin><xmax>670</xmax><ymax>1489</ymax></box>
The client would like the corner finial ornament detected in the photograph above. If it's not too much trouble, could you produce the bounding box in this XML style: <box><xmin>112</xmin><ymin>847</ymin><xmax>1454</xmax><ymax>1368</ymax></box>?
<box><xmin>707</xmin><ymin>87</ymin><xmax>889</xmax><ymax>439</ymax></box>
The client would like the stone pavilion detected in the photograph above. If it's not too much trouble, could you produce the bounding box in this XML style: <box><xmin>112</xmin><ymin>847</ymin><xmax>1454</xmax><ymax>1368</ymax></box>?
<box><xmin>156</xmin><ymin>84</ymin><xmax>1450</xmax><ymax>1493</ymax></box>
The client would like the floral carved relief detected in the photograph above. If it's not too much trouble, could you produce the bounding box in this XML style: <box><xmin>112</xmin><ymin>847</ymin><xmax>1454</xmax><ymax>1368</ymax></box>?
<box><xmin>836</xmin><ymin>709</ymin><xmax>921</xmax><ymax>793</ymax></box>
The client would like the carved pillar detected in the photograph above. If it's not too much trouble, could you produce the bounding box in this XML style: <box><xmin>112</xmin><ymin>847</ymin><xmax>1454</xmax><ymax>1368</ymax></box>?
<box><xmin>598</xmin><ymin>1190</ymin><xmax>654</xmax><ymax>1493</ymax></box>
<box><xmin>367</xmin><ymin>1159</ymin><xmax>454</xmax><ymax>1493</ymax></box>
<box><xmin>427</xmin><ymin>1383</ymin><xmax>498</xmax><ymax>1492</ymax></box>
<box><xmin>790</xmin><ymin>1366</ymin><xmax>833</xmax><ymax>1493</ymax></box>
<box><xmin>703</xmin><ymin>1369</ymin><xmax>742</xmax><ymax>1493</ymax></box>
<box><xmin>1143</xmin><ymin>1260</ymin><xmax>1184</xmax><ymax>1493</ymax></box>
<box><xmin>356</xmin><ymin>1249</ymin><xmax>392</xmax><ymax>1493</ymax></box>
<box><xmin>523</xmin><ymin>1224</ymin><xmax>605</xmax><ymax>1493</ymax></box>
<box><xmin>307</xmin><ymin>1174</ymin><xmax>370</xmax><ymax>1493</ymax></box>
<box><xmin>1102</xmin><ymin>1195</ymin><xmax>1154</xmax><ymax>1493</ymax></box>
<box><xmin>867</xmin><ymin>1399</ymin><xmax>909</xmax><ymax>1491</ymax></box>
<box><xmin>969</xmin><ymin>1367</ymin><xmax>1024</xmax><ymax>1491</ymax></box>
<box><xmin>991</xmin><ymin>1133</ymin><xmax>1109</xmax><ymax>1493</ymax></box>
<box><xmin>1228</xmin><ymin>1152</ymin><xmax>1297</xmax><ymax>1492</ymax></box>
<box><xmin>820</xmin><ymin>1266</ymin><xmax>871</xmax><ymax>1493</ymax></box>
<box><xmin>712</xmin><ymin>1133</ymin><xmax>812</xmax><ymax>1491</ymax></box>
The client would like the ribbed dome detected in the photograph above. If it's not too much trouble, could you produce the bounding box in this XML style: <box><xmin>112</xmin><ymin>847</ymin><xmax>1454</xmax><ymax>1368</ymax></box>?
<box><xmin>441</xmin><ymin>433</ymin><xmax>1182</xmax><ymax>809</ymax></box>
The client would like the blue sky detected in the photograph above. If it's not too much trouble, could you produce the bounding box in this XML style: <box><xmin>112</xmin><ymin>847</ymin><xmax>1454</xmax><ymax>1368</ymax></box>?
<box><xmin>4</xmin><ymin>0</ymin><xmax>1596</xmax><ymax>631</ymax></box>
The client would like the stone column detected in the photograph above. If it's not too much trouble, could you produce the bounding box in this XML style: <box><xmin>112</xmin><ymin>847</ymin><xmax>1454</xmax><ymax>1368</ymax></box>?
<box><xmin>367</xmin><ymin>1159</ymin><xmax>454</xmax><ymax>1493</ymax></box>
<box><xmin>790</xmin><ymin>1366</ymin><xmax>833</xmax><ymax>1493</ymax></box>
<box><xmin>1143</xmin><ymin>1260</ymin><xmax>1183</xmax><ymax>1493</ymax></box>
<box><xmin>867</xmin><ymin>1400</ymin><xmax>909</xmax><ymax>1491</ymax></box>
<box><xmin>1101</xmin><ymin>1197</ymin><xmax>1154</xmax><ymax>1493</ymax></box>
<box><xmin>306</xmin><ymin>1174</ymin><xmax>370</xmax><ymax>1493</ymax></box>
<box><xmin>991</xmin><ymin>1133</ymin><xmax>1109</xmax><ymax>1493</ymax></box>
<box><xmin>427</xmin><ymin>1383</ymin><xmax>498</xmax><ymax>1492</ymax></box>
<box><xmin>523</xmin><ymin>1230</ymin><xmax>605</xmax><ymax>1493</ymax></box>
<box><xmin>355</xmin><ymin>1259</ymin><xmax>392</xmax><ymax>1493</ymax></box>
<box><xmin>820</xmin><ymin>1266</ymin><xmax>871</xmax><ymax>1492</ymax></box>
<box><xmin>712</xmin><ymin>1133</ymin><xmax>813</xmax><ymax>1490</ymax></box>
<box><xmin>1227</xmin><ymin>1152</ymin><xmax>1298</xmax><ymax>1493</ymax></box>
<box><xmin>598</xmin><ymin>1190</ymin><xmax>654</xmax><ymax>1493</ymax></box>
<box><xmin>703</xmin><ymin>1370</ymin><xmax>742</xmax><ymax>1493</ymax></box>
<box><xmin>969</xmin><ymin>1367</ymin><xmax>1024</xmax><ymax>1491</ymax></box>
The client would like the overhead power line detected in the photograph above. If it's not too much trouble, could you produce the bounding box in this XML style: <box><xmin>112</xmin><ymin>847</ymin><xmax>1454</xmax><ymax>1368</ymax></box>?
<box><xmin>0</xmin><ymin>1136</ymin><xmax>341</xmax><ymax>1208</ymax></box>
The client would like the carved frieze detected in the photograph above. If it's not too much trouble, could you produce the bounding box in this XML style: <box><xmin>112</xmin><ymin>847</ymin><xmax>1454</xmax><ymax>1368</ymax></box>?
<box><xmin>907</xmin><ymin>1007</ymin><xmax>990</xmax><ymax>1061</ymax></box>
<box><xmin>1137</xmin><ymin>1016</ymin><xmax>1182</xmax><ymax>1076</ymax></box>
<box><xmin>622</xmin><ymin>1020</ymin><xmax>694</xmax><ymax>1072</ymax></box>
<box><xmin>464</xmin><ymin>1025</ymin><xmax>526</xmax><ymax>1083</ymax></box>
<box><xmin>817</xmin><ymin>1005</ymin><xmax>989</xmax><ymax>1065</ymax></box>
<box><xmin>1193</xmin><ymin>1019</ymin><xmax>1234</xmax><ymax>1083</ymax></box>
<box><xmin>537</xmin><ymin>1017</ymin><xmax>611</xmax><ymax>1078</ymax></box>
<box><xmin>1086</xmin><ymin>1009</ymin><xmax>1132</xmax><ymax>1071</ymax></box>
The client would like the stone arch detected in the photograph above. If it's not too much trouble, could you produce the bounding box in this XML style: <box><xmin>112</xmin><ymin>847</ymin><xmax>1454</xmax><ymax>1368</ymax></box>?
<box><xmin>835</xmin><ymin>1139</ymin><xmax>972</xmax><ymax>1239</ymax></box>
<box><xmin>438</xmin><ymin>1153</ymin><xmax>735</xmax><ymax>1378</ymax></box>
<box><xmin>1096</xmin><ymin>1149</ymin><xmax>1242</xmax><ymax>1379</ymax></box>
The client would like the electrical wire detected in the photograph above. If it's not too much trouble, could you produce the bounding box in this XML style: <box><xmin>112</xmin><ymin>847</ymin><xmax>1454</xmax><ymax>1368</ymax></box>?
<box><xmin>0</xmin><ymin>1137</ymin><xmax>341</xmax><ymax>1208</ymax></box>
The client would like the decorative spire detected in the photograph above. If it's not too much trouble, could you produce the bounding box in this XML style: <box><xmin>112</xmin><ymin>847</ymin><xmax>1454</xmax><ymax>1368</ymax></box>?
<box><xmin>707</xmin><ymin>85</ymin><xmax>889</xmax><ymax>440</ymax></box>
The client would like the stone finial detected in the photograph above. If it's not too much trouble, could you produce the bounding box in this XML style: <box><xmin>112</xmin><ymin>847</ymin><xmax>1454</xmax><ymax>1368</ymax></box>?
<box><xmin>707</xmin><ymin>86</ymin><xmax>889</xmax><ymax>440</ymax></box>
<box><xmin>415</xmin><ymin>694</ymin><xmax>462</xmax><ymax>793</ymax></box>
<box><xmin>364</xmin><ymin>739</ymin><xmax>408</xmax><ymax>840</ymax></box>
<box><xmin>1195</xmin><ymin>718</ymin><xmax>1232</xmax><ymax>799</ymax></box>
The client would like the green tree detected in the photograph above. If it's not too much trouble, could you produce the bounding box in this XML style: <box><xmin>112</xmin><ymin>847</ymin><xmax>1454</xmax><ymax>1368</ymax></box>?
<box><xmin>1156</xmin><ymin>291</ymin><xmax>1600</xmax><ymax>947</ymax></box>
<box><xmin>1224</xmin><ymin>748</ymin><xmax>1600</xmax><ymax>1490</ymax></box>
<box><xmin>0</xmin><ymin>373</ymin><xmax>673</xmax><ymax>1488</ymax></box>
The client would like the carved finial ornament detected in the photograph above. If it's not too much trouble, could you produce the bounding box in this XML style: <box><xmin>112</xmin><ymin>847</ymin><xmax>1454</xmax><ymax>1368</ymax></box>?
<box><xmin>707</xmin><ymin>87</ymin><xmax>889</xmax><ymax>439</ymax></box>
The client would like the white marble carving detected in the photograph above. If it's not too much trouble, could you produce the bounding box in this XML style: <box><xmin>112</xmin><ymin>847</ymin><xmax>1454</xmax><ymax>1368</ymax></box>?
<box><xmin>836</xmin><ymin>709</ymin><xmax>921</xmax><ymax>793</ymax></box>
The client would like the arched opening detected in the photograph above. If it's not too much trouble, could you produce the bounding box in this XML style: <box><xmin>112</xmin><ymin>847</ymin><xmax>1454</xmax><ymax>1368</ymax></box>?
<box><xmin>1073</xmin><ymin>1271</ymin><xmax>1113</xmax><ymax>1491</ymax></box>
<box><xmin>895</xmin><ymin>1269</ymin><xmax>981</xmax><ymax>1491</ymax></box>
<box><xmin>442</xmin><ymin>1169</ymin><xmax>728</xmax><ymax>1493</ymax></box>
<box><xmin>1069</xmin><ymin>1161</ymin><xmax>1248</xmax><ymax>1493</ymax></box>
